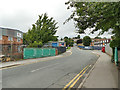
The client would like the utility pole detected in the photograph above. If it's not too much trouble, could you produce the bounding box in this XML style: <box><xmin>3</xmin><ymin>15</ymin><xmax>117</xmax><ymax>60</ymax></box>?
<box><xmin>11</xmin><ymin>41</ymin><xmax>13</xmax><ymax>60</ymax></box>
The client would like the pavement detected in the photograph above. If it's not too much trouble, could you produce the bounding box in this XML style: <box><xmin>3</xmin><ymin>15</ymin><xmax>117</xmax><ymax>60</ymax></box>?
<box><xmin>0</xmin><ymin>49</ymin><xmax>72</xmax><ymax>68</ymax></box>
<box><xmin>78</xmin><ymin>50</ymin><xmax>118</xmax><ymax>88</ymax></box>
<box><xmin>1</xmin><ymin>47</ymin><xmax>99</xmax><ymax>88</ymax></box>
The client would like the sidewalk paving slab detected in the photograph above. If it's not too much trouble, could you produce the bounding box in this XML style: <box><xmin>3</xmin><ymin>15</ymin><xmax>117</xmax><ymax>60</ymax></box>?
<box><xmin>79</xmin><ymin>50</ymin><xmax>118</xmax><ymax>88</ymax></box>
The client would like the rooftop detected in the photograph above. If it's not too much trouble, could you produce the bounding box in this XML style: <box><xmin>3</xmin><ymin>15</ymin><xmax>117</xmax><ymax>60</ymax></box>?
<box><xmin>0</xmin><ymin>27</ymin><xmax>23</xmax><ymax>33</ymax></box>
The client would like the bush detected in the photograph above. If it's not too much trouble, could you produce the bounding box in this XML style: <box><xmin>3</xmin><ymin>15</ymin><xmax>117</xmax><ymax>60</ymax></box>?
<box><xmin>83</xmin><ymin>36</ymin><xmax>92</xmax><ymax>46</ymax></box>
<box><xmin>28</xmin><ymin>41</ymin><xmax>43</xmax><ymax>48</ymax></box>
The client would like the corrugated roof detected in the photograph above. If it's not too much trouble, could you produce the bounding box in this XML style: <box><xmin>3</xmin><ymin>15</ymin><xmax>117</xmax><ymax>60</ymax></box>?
<box><xmin>0</xmin><ymin>27</ymin><xmax>23</xmax><ymax>38</ymax></box>
<box><xmin>0</xmin><ymin>27</ymin><xmax>23</xmax><ymax>33</ymax></box>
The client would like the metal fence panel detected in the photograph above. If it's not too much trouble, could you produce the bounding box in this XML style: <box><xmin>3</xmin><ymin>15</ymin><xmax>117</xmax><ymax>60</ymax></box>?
<box><xmin>24</xmin><ymin>48</ymin><xmax>34</xmax><ymax>59</ymax></box>
<box><xmin>50</xmin><ymin>48</ymin><xmax>56</xmax><ymax>56</ymax></box>
<box><xmin>36</xmin><ymin>48</ymin><xmax>43</xmax><ymax>58</ymax></box>
<box><xmin>55</xmin><ymin>47</ymin><xmax>66</xmax><ymax>54</ymax></box>
<box><xmin>43</xmin><ymin>48</ymin><xmax>49</xmax><ymax>57</ymax></box>
<box><xmin>78</xmin><ymin>45</ymin><xmax>102</xmax><ymax>50</ymax></box>
<box><xmin>93</xmin><ymin>46</ymin><xmax>102</xmax><ymax>50</ymax></box>
<box><xmin>23</xmin><ymin>48</ymin><xmax>56</xmax><ymax>59</ymax></box>
<box><xmin>78</xmin><ymin>46</ymin><xmax>84</xmax><ymax>49</ymax></box>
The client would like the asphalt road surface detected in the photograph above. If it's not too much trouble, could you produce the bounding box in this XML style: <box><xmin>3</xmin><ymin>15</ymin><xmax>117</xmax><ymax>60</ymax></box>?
<box><xmin>2</xmin><ymin>47</ymin><xmax>99</xmax><ymax>88</ymax></box>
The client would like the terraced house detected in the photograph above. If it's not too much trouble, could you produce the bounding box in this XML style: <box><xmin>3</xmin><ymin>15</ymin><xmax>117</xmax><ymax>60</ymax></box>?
<box><xmin>0</xmin><ymin>27</ymin><xmax>23</xmax><ymax>60</ymax></box>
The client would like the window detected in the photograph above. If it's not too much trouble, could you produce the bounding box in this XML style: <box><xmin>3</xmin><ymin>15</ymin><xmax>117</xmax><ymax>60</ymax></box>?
<box><xmin>17</xmin><ymin>38</ymin><xmax>21</xmax><ymax>42</ymax></box>
<box><xmin>0</xmin><ymin>36</ymin><xmax>2</xmax><ymax>40</ymax></box>
<box><xmin>8</xmin><ymin>37</ymin><xmax>13</xmax><ymax>41</ymax></box>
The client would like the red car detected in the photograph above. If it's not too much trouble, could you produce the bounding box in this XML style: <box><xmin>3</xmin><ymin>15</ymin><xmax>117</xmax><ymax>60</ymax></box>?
<box><xmin>101</xmin><ymin>47</ymin><xmax>105</xmax><ymax>53</ymax></box>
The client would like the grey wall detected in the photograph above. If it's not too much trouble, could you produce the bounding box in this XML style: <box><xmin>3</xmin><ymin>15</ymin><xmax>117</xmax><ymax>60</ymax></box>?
<box><xmin>105</xmin><ymin>43</ymin><xmax>113</xmax><ymax>56</ymax></box>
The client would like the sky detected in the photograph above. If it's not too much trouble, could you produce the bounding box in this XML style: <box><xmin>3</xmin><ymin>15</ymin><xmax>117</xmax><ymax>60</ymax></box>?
<box><xmin>0</xmin><ymin>0</ymin><xmax>112</xmax><ymax>39</ymax></box>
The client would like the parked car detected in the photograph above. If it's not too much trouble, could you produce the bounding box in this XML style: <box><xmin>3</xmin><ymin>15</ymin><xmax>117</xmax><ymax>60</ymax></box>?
<box><xmin>101</xmin><ymin>47</ymin><xmax>105</xmax><ymax>53</ymax></box>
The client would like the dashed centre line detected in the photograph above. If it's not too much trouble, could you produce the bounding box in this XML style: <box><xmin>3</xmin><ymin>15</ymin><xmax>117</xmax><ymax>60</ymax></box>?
<box><xmin>31</xmin><ymin>63</ymin><xmax>59</xmax><ymax>72</ymax></box>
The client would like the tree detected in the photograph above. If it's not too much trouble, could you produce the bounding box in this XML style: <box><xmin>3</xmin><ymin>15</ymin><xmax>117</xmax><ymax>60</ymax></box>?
<box><xmin>28</xmin><ymin>41</ymin><xmax>43</xmax><ymax>48</ymax></box>
<box><xmin>76</xmin><ymin>39</ymin><xmax>82</xmax><ymax>44</ymax></box>
<box><xmin>94</xmin><ymin>36</ymin><xmax>102</xmax><ymax>39</ymax></box>
<box><xmin>77</xmin><ymin>35</ymin><xmax>80</xmax><ymax>39</ymax></box>
<box><xmin>23</xmin><ymin>33</ymin><xmax>29</xmax><ymax>45</ymax></box>
<box><xmin>64</xmin><ymin>37</ymin><xmax>74</xmax><ymax>47</ymax></box>
<box><xmin>64</xmin><ymin>36</ymin><xmax>69</xmax><ymax>40</ymax></box>
<box><xmin>60</xmin><ymin>38</ymin><xmax>63</xmax><ymax>41</ymax></box>
<box><xmin>23</xmin><ymin>13</ymin><xmax>59</xmax><ymax>47</ymax></box>
<box><xmin>83</xmin><ymin>36</ymin><xmax>91</xmax><ymax>46</ymax></box>
<box><xmin>65</xmin><ymin>2</ymin><xmax>120</xmax><ymax>47</ymax></box>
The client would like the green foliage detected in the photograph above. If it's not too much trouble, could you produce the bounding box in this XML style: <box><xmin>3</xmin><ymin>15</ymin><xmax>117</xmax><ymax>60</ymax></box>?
<box><xmin>110</xmin><ymin>38</ymin><xmax>120</xmax><ymax>48</ymax></box>
<box><xmin>65</xmin><ymin>2</ymin><xmax>120</xmax><ymax>47</ymax></box>
<box><xmin>83</xmin><ymin>36</ymin><xmax>92</xmax><ymax>46</ymax></box>
<box><xmin>23</xmin><ymin>33</ymin><xmax>29</xmax><ymax>45</ymax></box>
<box><xmin>64</xmin><ymin>36</ymin><xmax>69</xmax><ymax>40</ymax></box>
<box><xmin>28</xmin><ymin>41</ymin><xmax>43</xmax><ymax>48</ymax></box>
<box><xmin>60</xmin><ymin>38</ymin><xmax>63</xmax><ymax>41</ymax></box>
<box><xmin>77</xmin><ymin>35</ymin><xmax>80</xmax><ymax>39</ymax></box>
<box><xmin>94</xmin><ymin>36</ymin><xmax>102</xmax><ymax>39</ymax></box>
<box><xmin>65</xmin><ymin>2</ymin><xmax>120</xmax><ymax>34</ymax></box>
<box><xmin>67</xmin><ymin>47</ymin><xmax>71</xmax><ymax>51</ymax></box>
<box><xmin>23</xmin><ymin>13</ymin><xmax>59</xmax><ymax>47</ymax></box>
<box><xmin>64</xmin><ymin>37</ymin><xmax>74</xmax><ymax>47</ymax></box>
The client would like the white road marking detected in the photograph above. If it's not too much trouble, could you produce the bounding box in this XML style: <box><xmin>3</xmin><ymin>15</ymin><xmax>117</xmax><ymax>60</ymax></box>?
<box><xmin>31</xmin><ymin>63</ymin><xmax>59</xmax><ymax>72</ymax></box>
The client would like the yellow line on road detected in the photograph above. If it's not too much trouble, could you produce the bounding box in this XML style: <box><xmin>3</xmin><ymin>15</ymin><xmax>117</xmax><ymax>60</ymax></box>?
<box><xmin>68</xmin><ymin>65</ymin><xmax>90</xmax><ymax>89</ymax></box>
<box><xmin>63</xmin><ymin>65</ymin><xmax>89</xmax><ymax>90</ymax></box>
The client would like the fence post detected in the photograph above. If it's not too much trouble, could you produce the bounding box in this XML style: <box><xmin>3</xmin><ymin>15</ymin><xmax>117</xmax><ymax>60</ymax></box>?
<box><xmin>49</xmin><ymin>49</ymin><xmax>50</xmax><ymax>56</ymax></box>
<box><xmin>114</xmin><ymin>47</ymin><xmax>118</xmax><ymax>66</ymax></box>
<box><xmin>42</xmin><ymin>49</ymin><xmax>43</xmax><ymax>56</ymax></box>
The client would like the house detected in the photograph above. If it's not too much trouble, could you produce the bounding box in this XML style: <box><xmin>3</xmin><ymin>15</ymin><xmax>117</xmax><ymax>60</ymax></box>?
<box><xmin>91</xmin><ymin>38</ymin><xmax>111</xmax><ymax>46</ymax></box>
<box><xmin>0</xmin><ymin>27</ymin><xmax>23</xmax><ymax>60</ymax></box>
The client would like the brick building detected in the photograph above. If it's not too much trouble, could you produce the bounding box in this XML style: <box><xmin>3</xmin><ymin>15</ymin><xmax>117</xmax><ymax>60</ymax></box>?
<box><xmin>91</xmin><ymin>38</ymin><xmax>111</xmax><ymax>46</ymax></box>
<box><xmin>0</xmin><ymin>27</ymin><xmax>23</xmax><ymax>60</ymax></box>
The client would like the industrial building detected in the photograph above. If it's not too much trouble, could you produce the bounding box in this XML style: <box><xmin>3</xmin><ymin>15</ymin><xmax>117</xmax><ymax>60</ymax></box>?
<box><xmin>0</xmin><ymin>27</ymin><xmax>23</xmax><ymax>60</ymax></box>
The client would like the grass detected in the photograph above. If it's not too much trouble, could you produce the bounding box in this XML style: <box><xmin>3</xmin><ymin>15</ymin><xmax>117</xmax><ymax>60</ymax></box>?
<box><xmin>67</xmin><ymin>47</ymin><xmax>71</xmax><ymax>51</ymax></box>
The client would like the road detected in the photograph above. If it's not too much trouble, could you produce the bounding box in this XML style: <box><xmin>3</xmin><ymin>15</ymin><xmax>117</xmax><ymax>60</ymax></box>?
<box><xmin>2</xmin><ymin>47</ymin><xmax>99</xmax><ymax>88</ymax></box>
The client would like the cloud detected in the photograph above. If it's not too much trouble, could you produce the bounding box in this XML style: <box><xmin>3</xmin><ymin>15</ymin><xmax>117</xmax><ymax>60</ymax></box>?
<box><xmin>0</xmin><ymin>0</ymin><xmax>112</xmax><ymax>38</ymax></box>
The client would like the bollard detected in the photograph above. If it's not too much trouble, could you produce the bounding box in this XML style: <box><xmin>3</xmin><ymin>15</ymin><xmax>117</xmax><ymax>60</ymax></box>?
<box><xmin>114</xmin><ymin>47</ymin><xmax>118</xmax><ymax>66</ymax></box>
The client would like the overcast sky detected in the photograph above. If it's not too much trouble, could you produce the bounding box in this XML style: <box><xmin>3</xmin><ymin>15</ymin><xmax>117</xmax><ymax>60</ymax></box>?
<box><xmin>0</xmin><ymin>0</ymin><xmax>112</xmax><ymax>39</ymax></box>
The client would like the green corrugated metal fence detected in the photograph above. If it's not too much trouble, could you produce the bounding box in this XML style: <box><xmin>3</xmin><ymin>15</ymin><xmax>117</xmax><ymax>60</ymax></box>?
<box><xmin>24</xmin><ymin>48</ymin><xmax>56</xmax><ymax>59</ymax></box>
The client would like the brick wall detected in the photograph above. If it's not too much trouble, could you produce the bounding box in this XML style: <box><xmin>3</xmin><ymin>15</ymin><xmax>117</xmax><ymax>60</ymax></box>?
<box><xmin>0</xmin><ymin>35</ymin><xmax>23</xmax><ymax>59</ymax></box>
<box><xmin>0</xmin><ymin>40</ymin><xmax>2</xmax><ymax>44</ymax></box>
<box><xmin>0</xmin><ymin>35</ymin><xmax>23</xmax><ymax>45</ymax></box>
<box><xmin>2</xmin><ymin>45</ymin><xmax>23</xmax><ymax>59</ymax></box>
